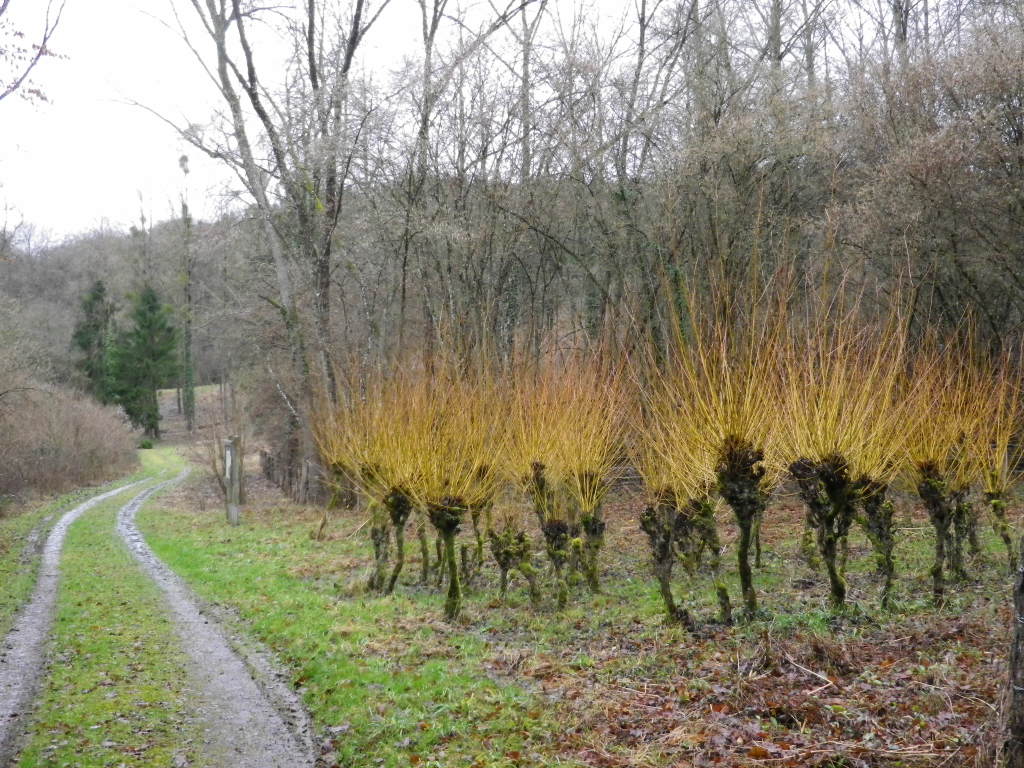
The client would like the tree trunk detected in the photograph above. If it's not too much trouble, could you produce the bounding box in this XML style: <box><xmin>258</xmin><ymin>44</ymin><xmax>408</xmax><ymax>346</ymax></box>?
<box><xmin>736</xmin><ymin>516</ymin><xmax>757</xmax><ymax>617</ymax></box>
<box><xmin>1003</xmin><ymin>536</ymin><xmax>1024</xmax><ymax>767</ymax></box>
<box><xmin>990</xmin><ymin>494</ymin><xmax>1015</xmax><ymax>576</ymax></box>
<box><xmin>442</xmin><ymin>530</ymin><xmax>461</xmax><ymax>621</ymax></box>
<box><xmin>386</xmin><ymin>522</ymin><xmax>406</xmax><ymax>595</ymax></box>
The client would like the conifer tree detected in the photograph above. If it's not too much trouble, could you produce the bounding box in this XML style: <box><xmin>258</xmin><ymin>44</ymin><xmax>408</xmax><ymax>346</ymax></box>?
<box><xmin>71</xmin><ymin>280</ymin><xmax>116</xmax><ymax>402</ymax></box>
<box><xmin>109</xmin><ymin>286</ymin><xmax>178</xmax><ymax>439</ymax></box>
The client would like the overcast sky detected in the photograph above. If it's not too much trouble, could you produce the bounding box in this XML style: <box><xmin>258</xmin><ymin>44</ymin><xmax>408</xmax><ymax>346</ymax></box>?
<box><xmin>2</xmin><ymin>1</ymin><xmax>224</xmax><ymax>241</ymax></box>
<box><xmin>0</xmin><ymin>0</ymin><xmax>446</xmax><ymax>242</ymax></box>
<box><xmin>2</xmin><ymin>0</ymin><xmax>624</xmax><ymax>245</ymax></box>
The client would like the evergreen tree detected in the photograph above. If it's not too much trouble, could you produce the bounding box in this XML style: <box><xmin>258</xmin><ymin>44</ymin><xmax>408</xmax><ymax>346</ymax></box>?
<box><xmin>109</xmin><ymin>286</ymin><xmax>178</xmax><ymax>439</ymax></box>
<box><xmin>71</xmin><ymin>280</ymin><xmax>116</xmax><ymax>402</ymax></box>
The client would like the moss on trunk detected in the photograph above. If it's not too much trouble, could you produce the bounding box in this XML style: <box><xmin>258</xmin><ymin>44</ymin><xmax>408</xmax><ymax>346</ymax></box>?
<box><xmin>790</xmin><ymin>455</ymin><xmax>857</xmax><ymax>612</ymax></box>
<box><xmin>988</xmin><ymin>492</ymin><xmax>1015</xmax><ymax>575</ymax></box>
<box><xmin>857</xmin><ymin>480</ymin><xmax>896</xmax><ymax>608</ymax></box>
<box><xmin>427</xmin><ymin>498</ymin><xmax>466</xmax><ymax>621</ymax></box>
<box><xmin>418</xmin><ymin>517</ymin><xmax>430</xmax><ymax>584</ymax></box>
<box><xmin>488</xmin><ymin>523</ymin><xmax>540</xmax><ymax>606</ymax></box>
<box><xmin>949</xmin><ymin>488</ymin><xmax>971</xmax><ymax>582</ymax></box>
<box><xmin>918</xmin><ymin>465</ymin><xmax>953</xmax><ymax>606</ymax></box>
<box><xmin>540</xmin><ymin>518</ymin><xmax>572</xmax><ymax>609</ymax></box>
<box><xmin>384</xmin><ymin>488</ymin><xmax>412</xmax><ymax>595</ymax></box>
<box><xmin>717</xmin><ymin>436</ymin><xmax>768</xmax><ymax>619</ymax></box>
<box><xmin>580</xmin><ymin>511</ymin><xmax>605</xmax><ymax>592</ymax></box>
<box><xmin>367</xmin><ymin>511</ymin><xmax>390</xmax><ymax>593</ymax></box>
<box><xmin>639</xmin><ymin>493</ymin><xmax>694</xmax><ymax>629</ymax></box>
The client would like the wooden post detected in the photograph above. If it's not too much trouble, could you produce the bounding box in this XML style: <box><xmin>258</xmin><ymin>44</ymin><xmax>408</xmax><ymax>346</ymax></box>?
<box><xmin>224</xmin><ymin>435</ymin><xmax>241</xmax><ymax>526</ymax></box>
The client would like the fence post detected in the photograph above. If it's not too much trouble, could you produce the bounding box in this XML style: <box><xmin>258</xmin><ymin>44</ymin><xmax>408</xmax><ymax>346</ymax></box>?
<box><xmin>224</xmin><ymin>435</ymin><xmax>241</xmax><ymax>526</ymax></box>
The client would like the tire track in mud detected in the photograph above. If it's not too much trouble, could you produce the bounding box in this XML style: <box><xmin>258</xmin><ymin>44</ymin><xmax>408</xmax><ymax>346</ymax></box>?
<box><xmin>117</xmin><ymin>472</ymin><xmax>317</xmax><ymax>768</ymax></box>
<box><xmin>0</xmin><ymin>481</ymin><xmax>144</xmax><ymax>764</ymax></box>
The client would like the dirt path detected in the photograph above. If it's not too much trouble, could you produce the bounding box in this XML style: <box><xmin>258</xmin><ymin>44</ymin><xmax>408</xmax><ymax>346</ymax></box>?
<box><xmin>0</xmin><ymin>481</ymin><xmax>143</xmax><ymax>764</ymax></box>
<box><xmin>117</xmin><ymin>472</ymin><xmax>317</xmax><ymax>768</ymax></box>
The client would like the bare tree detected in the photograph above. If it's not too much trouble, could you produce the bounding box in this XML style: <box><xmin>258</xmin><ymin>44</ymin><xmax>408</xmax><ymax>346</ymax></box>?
<box><xmin>168</xmin><ymin>0</ymin><xmax>393</xmax><ymax>464</ymax></box>
<box><xmin>0</xmin><ymin>0</ymin><xmax>64</xmax><ymax>103</ymax></box>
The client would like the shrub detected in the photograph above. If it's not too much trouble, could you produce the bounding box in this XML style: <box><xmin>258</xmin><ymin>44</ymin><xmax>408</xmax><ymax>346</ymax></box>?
<box><xmin>662</xmin><ymin>289</ymin><xmax>786</xmax><ymax>620</ymax></box>
<box><xmin>0</xmin><ymin>380</ymin><xmax>137</xmax><ymax>497</ymax></box>
<box><xmin>776</xmin><ymin>298</ymin><xmax>910</xmax><ymax>610</ymax></box>
<box><xmin>971</xmin><ymin>346</ymin><xmax>1024</xmax><ymax>575</ymax></box>
<box><xmin>905</xmin><ymin>337</ymin><xmax>988</xmax><ymax>605</ymax></box>
<box><xmin>503</xmin><ymin>354</ymin><xmax>622</xmax><ymax>604</ymax></box>
<box><xmin>635</xmin><ymin>358</ymin><xmax>731</xmax><ymax>627</ymax></box>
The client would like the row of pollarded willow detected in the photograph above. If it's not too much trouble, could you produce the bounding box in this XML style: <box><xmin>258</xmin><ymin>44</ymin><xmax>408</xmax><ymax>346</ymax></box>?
<box><xmin>316</xmin><ymin>356</ymin><xmax>623</xmax><ymax>621</ymax></box>
<box><xmin>317</xmin><ymin>320</ymin><xmax>1024</xmax><ymax>623</ymax></box>
<box><xmin>637</xmin><ymin>295</ymin><xmax>1024</xmax><ymax>623</ymax></box>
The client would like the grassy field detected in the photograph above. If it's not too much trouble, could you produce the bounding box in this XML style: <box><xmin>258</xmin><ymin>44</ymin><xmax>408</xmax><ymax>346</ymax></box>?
<box><xmin>0</xmin><ymin>460</ymin><xmax>156</xmax><ymax>639</ymax></box>
<box><xmin>139</xmin><ymin>478</ymin><xmax>570</xmax><ymax>768</ymax></box>
<box><xmin>137</xmin><ymin>465</ymin><xmax>1014</xmax><ymax>768</ymax></box>
<box><xmin>16</xmin><ymin>447</ymin><xmax>204</xmax><ymax>768</ymax></box>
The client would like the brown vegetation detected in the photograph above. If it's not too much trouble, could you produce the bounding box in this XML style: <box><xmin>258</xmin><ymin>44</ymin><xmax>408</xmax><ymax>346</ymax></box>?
<box><xmin>0</xmin><ymin>383</ymin><xmax>136</xmax><ymax>500</ymax></box>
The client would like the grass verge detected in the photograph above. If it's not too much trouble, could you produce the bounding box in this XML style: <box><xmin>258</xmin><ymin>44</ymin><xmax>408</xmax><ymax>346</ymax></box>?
<box><xmin>139</xmin><ymin>479</ymin><xmax>577</xmax><ymax>768</ymax></box>
<box><xmin>138</xmin><ymin>469</ymin><xmax>1014</xmax><ymax>767</ymax></box>
<box><xmin>17</xmin><ymin>447</ymin><xmax>202</xmax><ymax>768</ymax></box>
<box><xmin>0</xmin><ymin>455</ymin><xmax>168</xmax><ymax>638</ymax></box>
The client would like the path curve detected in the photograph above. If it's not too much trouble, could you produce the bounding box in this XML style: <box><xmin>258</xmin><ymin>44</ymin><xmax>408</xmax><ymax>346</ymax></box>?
<box><xmin>117</xmin><ymin>473</ymin><xmax>317</xmax><ymax>768</ymax></box>
<box><xmin>0</xmin><ymin>480</ymin><xmax>144</xmax><ymax>764</ymax></box>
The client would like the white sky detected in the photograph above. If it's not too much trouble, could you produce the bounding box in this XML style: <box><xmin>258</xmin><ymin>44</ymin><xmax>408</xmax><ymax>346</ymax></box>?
<box><xmin>2</xmin><ymin>0</ymin><xmax>226</xmax><ymax>240</ymax></box>
<box><xmin>0</xmin><ymin>0</ymin><xmax>626</xmax><ymax>243</ymax></box>
<box><xmin>0</xmin><ymin>0</ymin><xmax>424</xmax><ymax>241</ymax></box>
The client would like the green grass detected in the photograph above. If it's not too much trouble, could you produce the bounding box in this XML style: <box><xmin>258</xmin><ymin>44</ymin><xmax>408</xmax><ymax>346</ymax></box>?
<box><xmin>139</xmin><ymin>495</ymin><xmax>579</xmax><ymax>768</ymax></box>
<box><xmin>0</xmin><ymin>489</ymin><xmax>88</xmax><ymax>638</ymax></box>
<box><xmin>0</xmin><ymin>459</ymin><xmax>164</xmax><ymax>639</ymax></box>
<box><xmin>136</xmin><ymin>478</ymin><xmax>1016</xmax><ymax>767</ymax></box>
<box><xmin>17</xmin><ymin>447</ymin><xmax>201</xmax><ymax>768</ymax></box>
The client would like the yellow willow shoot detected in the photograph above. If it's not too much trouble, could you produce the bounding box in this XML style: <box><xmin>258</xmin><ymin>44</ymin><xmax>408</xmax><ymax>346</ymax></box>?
<box><xmin>971</xmin><ymin>347</ymin><xmax>1024</xmax><ymax>573</ymax></box>
<box><xmin>555</xmin><ymin>362</ymin><xmax>624</xmax><ymax>519</ymax></box>
<box><xmin>503</xmin><ymin>356</ymin><xmax>622</xmax><ymax>523</ymax></box>
<box><xmin>400</xmin><ymin>371</ymin><xmax>506</xmax><ymax>512</ymax></box>
<box><xmin>776</xmin><ymin>307</ymin><xmax>909</xmax><ymax>487</ymax></box>
<box><xmin>905</xmin><ymin>338</ymin><xmax>990</xmax><ymax>603</ymax></box>
<box><xmin>314</xmin><ymin>373</ymin><xmax>422</xmax><ymax>503</ymax></box>
<box><xmin>905</xmin><ymin>342</ymin><xmax>985</xmax><ymax>494</ymax></box>
<box><xmin>775</xmin><ymin>300</ymin><xmax>909</xmax><ymax>610</ymax></box>
<box><xmin>633</xmin><ymin>379</ymin><xmax>717</xmax><ymax>508</ymax></box>
<box><xmin>666</xmin><ymin>284</ymin><xmax>788</xmax><ymax>619</ymax></box>
<box><xmin>974</xmin><ymin>350</ymin><xmax>1024</xmax><ymax>498</ymax></box>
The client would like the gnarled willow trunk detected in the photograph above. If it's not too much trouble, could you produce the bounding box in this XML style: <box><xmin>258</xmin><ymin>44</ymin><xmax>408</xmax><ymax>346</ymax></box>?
<box><xmin>488</xmin><ymin>524</ymin><xmax>541</xmax><ymax>606</ymax></box>
<box><xmin>949</xmin><ymin>488</ymin><xmax>972</xmax><ymax>582</ymax></box>
<box><xmin>689</xmin><ymin>498</ymin><xmax>732</xmax><ymax>625</ymax></box>
<box><xmin>418</xmin><ymin>516</ymin><xmax>431</xmax><ymax>584</ymax></box>
<box><xmin>857</xmin><ymin>480</ymin><xmax>896</xmax><ymax>608</ymax></box>
<box><xmin>988</xmin><ymin>492</ymin><xmax>1015</xmax><ymax>575</ymax></box>
<box><xmin>918</xmin><ymin>465</ymin><xmax>953</xmax><ymax>606</ymax></box>
<box><xmin>529</xmin><ymin>461</ymin><xmax>573</xmax><ymax>608</ymax></box>
<box><xmin>790</xmin><ymin>455</ymin><xmax>857</xmax><ymax>612</ymax></box>
<box><xmin>367</xmin><ymin>503</ymin><xmax>390</xmax><ymax>593</ymax></box>
<box><xmin>427</xmin><ymin>498</ymin><xmax>466</xmax><ymax>621</ymax></box>
<box><xmin>383</xmin><ymin>488</ymin><xmax>413</xmax><ymax>595</ymax></box>
<box><xmin>540</xmin><ymin>519</ymin><xmax>573</xmax><ymax>609</ymax></box>
<box><xmin>717</xmin><ymin>436</ymin><xmax>768</xmax><ymax>619</ymax></box>
<box><xmin>639</xmin><ymin>491</ymin><xmax>694</xmax><ymax>628</ymax></box>
<box><xmin>580</xmin><ymin>511</ymin><xmax>605</xmax><ymax>592</ymax></box>
<box><xmin>576</xmin><ymin>471</ymin><xmax>606</xmax><ymax>593</ymax></box>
